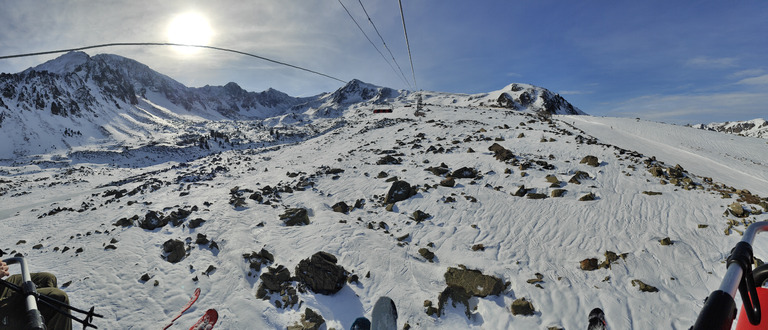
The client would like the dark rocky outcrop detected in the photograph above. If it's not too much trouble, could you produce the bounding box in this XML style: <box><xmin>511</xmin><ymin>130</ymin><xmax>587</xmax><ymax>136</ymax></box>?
<box><xmin>510</xmin><ymin>297</ymin><xmax>536</xmax><ymax>316</ymax></box>
<box><xmin>280</xmin><ymin>208</ymin><xmax>310</xmax><ymax>226</ymax></box>
<box><xmin>161</xmin><ymin>239</ymin><xmax>186</xmax><ymax>263</ymax></box>
<box><xmin>295</xmin><ymin>252</ymin><xmax>348</xmax><ymax>295</ymax></box>
<box><xmin>580</xmin><ymin>156</ymin><xmax>600</xmax><ymax>167</ymax></box>
<box><xmin>450</xmin><ymin>167</ymin><xmax>478</xmax><ymax>179</ymax></box>
<box><xmin>488</xmin><ymin>143</ymin><xmax>515</xmax><ymax>162</ymax></box>
<box><xmin>332</xmin><ymin>202</ymin><xmax>350</xmax><ymax>214</ymax></box>
<box><xmin>385</xmin><ymin>180</ymin><xmax>416</xmax><ymax>204</ymax></box>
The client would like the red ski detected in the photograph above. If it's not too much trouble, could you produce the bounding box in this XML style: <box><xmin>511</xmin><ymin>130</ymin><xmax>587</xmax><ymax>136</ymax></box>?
<box><xmin>163</xmin><ymin>288</ymin><xmax>201</xmax><ymax>330</ymax></box>
<box><xmin>189</xmin><ymin>309</ymin><xmax>218</xmax><ymax>330</ymax></box>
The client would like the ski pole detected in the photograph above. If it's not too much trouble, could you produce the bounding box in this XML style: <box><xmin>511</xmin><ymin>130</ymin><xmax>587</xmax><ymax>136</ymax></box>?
<box><xmin>692</xmin><ymin>221</ymin><xmax>768</xmax><ymax>329</ymax></box>
<box><xmin>3</xmin><ymin>257</ymin><xmax>45</xmax><ymax>330</ymax></box>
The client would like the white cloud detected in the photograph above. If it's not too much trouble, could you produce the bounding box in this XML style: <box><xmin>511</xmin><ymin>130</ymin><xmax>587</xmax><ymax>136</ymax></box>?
<box><xmin>685</xmin><ymin>56</ymin><xmax>738</xmax><ymax>68</ymax></box>
<box><xmin>730</xmin><ymin>69</ymin><xmax>765</xmax><ymax>79</ymax></box>
<box><xmin>603</xmin><ymin>92</ymin><xmax>768</xmax><ymax>124</ymax></box>
<box><xmin>559</xmin><ymin>90</ymin><xmax>592</xmax><ymax>95</ymax></box>
<box><xmin>736</xmin><ymin>74</ymin><xmax>768</xmax><ymax>85</ymax></box>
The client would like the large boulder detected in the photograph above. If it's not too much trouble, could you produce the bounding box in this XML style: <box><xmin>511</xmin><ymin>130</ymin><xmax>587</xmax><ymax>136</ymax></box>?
<box><xmin>385</xmin><ymin>180</ymin><xmax>415</xmax><ymax>204</ymax></box>
<box><xmin>280</xmin><ymin>208</ymin><xmax>310</xmax><ymax>226</ymax></box>
<box><xmin>488</xmin><ymin>143</ymin><xmax>515</xmax><ymax>162</ymax></box>
<box><xmin>295</xmin><ymin>252</ymin><xmax>348</xmax><ymax>295</ymax></box>
<box><xmin>140</xmin><ymin>210</ymin><xmax>168</xmax><ymax>230</ymax></box>
<box><xmin>162</xmin><ymin>239</ymin><xmax>186</xmax><ymax>263</ymax></box>
<box><xmin>444</xmin><ymin>267</ymin><xmax>504</xmax><ymax>297</ymax></box>
<box><xmin>580</xmin><ymin>156</ymin><xmax>600</xmax><ymax>167</ymax></box>
<box><xmin>450</xmin><ymin>167</ymin><xmax>478</xmax><ymax>179</ymax></box>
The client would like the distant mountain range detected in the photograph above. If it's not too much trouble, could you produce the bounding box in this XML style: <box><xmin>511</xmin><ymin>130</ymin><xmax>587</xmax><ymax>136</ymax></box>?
<box><xmin>0</xmin><ymin>51</ymin><xmax>585</xmax><ymax>159</ymax></box>
<box><xmin>690</xmin><ymin>118</ymin><xmax>768</xmax><ymax>139</ymax></box>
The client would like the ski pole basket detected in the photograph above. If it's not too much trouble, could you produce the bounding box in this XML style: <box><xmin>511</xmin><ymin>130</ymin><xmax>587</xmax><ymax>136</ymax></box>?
<box><xmin>693</xmin><ymin>221</ymin><xmax>768</xmax><ymax>330</ymax></box>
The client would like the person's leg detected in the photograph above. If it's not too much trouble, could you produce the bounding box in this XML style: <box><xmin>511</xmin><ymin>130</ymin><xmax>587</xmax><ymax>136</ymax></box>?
<box><xmin>0</xmin><ymin>274</ymin><xmax>22</xmax><ymax>299</ymax></box>
<box><xmin>36</xmin><ymin>287</ymin><xmax>72</xmax><ymax>330</ymax></box>
<box><xmin>0</xmin><ymin>274</ymin><xmax>26</xmax><ymax>328</ymax></box>
<box><xmin>30</xmin><ymin>272</ymin><xmax>58</xmax><ymax>289</ymax></box>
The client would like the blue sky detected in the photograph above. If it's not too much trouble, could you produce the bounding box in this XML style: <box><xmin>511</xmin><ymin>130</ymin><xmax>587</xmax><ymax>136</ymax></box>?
<box><xmin>0</xmin><ymin>1</ymin><xmax>766</xmax><ymax>124</ymax></box>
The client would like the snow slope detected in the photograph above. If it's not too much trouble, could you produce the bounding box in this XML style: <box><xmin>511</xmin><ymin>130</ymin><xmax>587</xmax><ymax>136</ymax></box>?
<box><xmin>2</xmin><ymin>100</ymin><xmax>767</xmax><ymax>330</ymax></box>
<box><xmin>566</xmin><ymin>116</ymin><xmax>768</xmax><ymax>197</ymax></box>
<box><xmin>692</xmin><ymin>118</ymin><xmax>768</xmax><ymax>140</ymax></box>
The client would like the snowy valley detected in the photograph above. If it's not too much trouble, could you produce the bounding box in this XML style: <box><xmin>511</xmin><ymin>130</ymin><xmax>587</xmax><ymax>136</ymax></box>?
<box><xmin>1</xmin><ymin>52</ymin><xmax>768</xmax><ymax>329</ymax></box>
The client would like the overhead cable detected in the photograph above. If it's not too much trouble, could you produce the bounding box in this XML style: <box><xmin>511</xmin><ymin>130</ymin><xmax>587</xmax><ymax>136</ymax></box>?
<box><xmin>0</xmin><ymin>42</ymin><xmax>346</xmax><ymax>83</ymax></box>
<box><xmin>355</xmin><ymin>0</ymin><xmax>412</xmax><ymax>88</ymax></box>
<box><xmin>398</xmin><ymin>0</ymin><xmax>417</xmax><ymax>90</ymax></box>
<box><xmin>337</xmin><ymin>0</ymin><xmax>413</xmax><ymax>89</ymax></box>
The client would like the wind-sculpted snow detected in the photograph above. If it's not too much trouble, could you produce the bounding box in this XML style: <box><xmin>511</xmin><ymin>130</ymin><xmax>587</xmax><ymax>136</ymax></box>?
<box><xmin>1</xmin><ymin>99</ymin><xmax>766</xmax><ymax>329</ymax></box>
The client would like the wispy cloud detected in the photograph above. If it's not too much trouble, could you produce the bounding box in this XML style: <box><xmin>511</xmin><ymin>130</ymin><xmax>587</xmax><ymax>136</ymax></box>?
<box><xmin>685</xmin><ymin>56</ymin><xmax>738</xmax><ymax>68</ymax></box>
<box><xmin>604</xmin><ymin>92</ymin><xmax>768</xmax><ymax>124</ymax></box>
<box><xmin>736</xmin><ymin>74</ymin><xmax>768</xmax><ymax>85</ymax></box>
<box><xmin>730</xmin><ymin>69</ymin><xmax>765</xmax><ymax>79</ymax></box>
<box><xmin>559</xmin><ymin>90</ymin><xmax>592</xmax><ymax>95</ymax></box>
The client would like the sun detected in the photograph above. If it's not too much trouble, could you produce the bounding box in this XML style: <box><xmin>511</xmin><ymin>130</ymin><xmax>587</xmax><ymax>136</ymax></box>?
<box><xmin>167</xmin><ymin>12</ymin><xmax>213</xmax><ymax>55</ymax></box>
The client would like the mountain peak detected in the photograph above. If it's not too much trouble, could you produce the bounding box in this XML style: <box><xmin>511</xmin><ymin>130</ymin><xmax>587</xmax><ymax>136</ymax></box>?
<box><xmin>26</xmin><ymin>51</ymin><xmax>90</xmax><ymax>75</ymax></box>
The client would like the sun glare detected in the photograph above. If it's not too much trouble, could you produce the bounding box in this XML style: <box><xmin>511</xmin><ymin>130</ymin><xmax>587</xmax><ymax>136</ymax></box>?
<box><xmin>167</xmin><ymin>12</ymin><xmax>213</xmax><ymax>55</ymax></box>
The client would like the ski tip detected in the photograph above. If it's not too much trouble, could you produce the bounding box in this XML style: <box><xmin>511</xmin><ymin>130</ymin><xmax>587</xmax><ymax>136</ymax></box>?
<box><xmin>588</xmin><ymin>308</ymin><xmax>606</xmax><ymax>330</ymax></box>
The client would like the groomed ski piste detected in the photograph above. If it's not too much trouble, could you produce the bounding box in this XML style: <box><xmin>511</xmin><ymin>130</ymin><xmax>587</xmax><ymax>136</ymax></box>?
<box><xmin>2</xmin><ymin>94</ymin><xmax>767</xmax><ymax>329</ymax></box>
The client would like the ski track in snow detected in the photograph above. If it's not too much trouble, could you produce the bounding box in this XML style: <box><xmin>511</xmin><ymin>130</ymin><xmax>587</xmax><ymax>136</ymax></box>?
<box><xmin>1</xmin><ymin>101</ymin><xmax>767</xmax><ymax>329</ymax></box>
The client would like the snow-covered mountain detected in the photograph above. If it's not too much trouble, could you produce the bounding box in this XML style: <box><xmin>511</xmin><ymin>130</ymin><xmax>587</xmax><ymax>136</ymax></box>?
<box><xmin>3</xmin><ymin>52</ymin><xmax>766</xmax><ymax>330</ymax></box>
<box><xmin>0</xmin><ymin>52</ymin><xmax>583</xmax><ymax>160</ymax></box>
<box><xmin>691</xmin><ymin>118</ymin><xmax>768</xmax><ymax>139</ymax></box>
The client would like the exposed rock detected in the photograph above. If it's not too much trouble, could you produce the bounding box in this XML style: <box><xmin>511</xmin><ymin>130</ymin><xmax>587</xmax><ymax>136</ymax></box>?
<box><xmin>440</xmin><ymin>177</ymin><xmax>456</xmax><ymax>187</ymax></box>
<box><xmin>161</xmin><ymin>239</ymin><xmax>186</xmax><ymax>263</ymax></box>
<box><xmin>244</xmin><ymin>248</ymin><xmax>274</xmax><ymax>274</ymax></box>
<box><xmin>280</xmin><ymin>208</ymin><xmax>310</xmax><ymax>226</ymax></box>
<box><xmin>385</xmin><ymin>180</ymin><xmax>415</xmax><ymax>204</ymax></box>
<box><xmin>287</xmin><ymin>308</ymin><xmax>325</xmax><ymax>330</ymax></box>
<box><xmin>580</xmin><ymin>258</ymin><xmax>599</xmax><ymax>271</ymax></box>
<box><xmin>377</xmin><ymin>155</ymin><xmax>401</xmax><ymax>165</ymax></box>
<box><xmin>580</xmin><ymin>156</ymin><xmax>600</xmax><ymax>167</ymax></box>
<box><xmin>444</xmin><ymin>267</ymin><xmax>504</xmax><ymax>297</ymax></box>
<box><xmin>488</xmin><ymin>143</ymin><xmax>515</xmax><ymax>161</ymax></box>
<box><xmin>631</xmin><ymin>279</ymin><xmax>659</xmax><ymax>292</ymax></box>
<box><xmin>643</xmin><ymin>191</ymin><xmax>663</xmax><ymax>196</ymax></box>
<box><xmin>510</xmin><ymin>297</ymin><xmax>536</xmax><ymax>316</ymax></box>
<box><xmin>551</xmin><ymin>189</ymin><xmax>566</xmax><ymax>198</ymax></box>
<box><xmin>413</xmin><ymin>210</ymin><xmax>432</xmax><ymax>222</ymax></box>
<box><xmin>729</xmin><ymin>202</ymin><xmax>749</xmax><ymax>218</ymax></box>
<box><xmin>259</xmin><ymin>265</ymin><xmax>292</xmax><ymax>293</ymax></box>
<box><xmin>667</xmin><ymin>165</ymin><xmax>685</xmax><ymax>178</ymax></box>
<box><xmin>188</xmin><ymin>218</ymin><xmax>206</xmax><ymax>229</ymax></box>
<box><xmin>579</xmin><ymin>193</ymin><xmax>596</xmax><ymax>201</ymax></box>
<box><xmin>569</xmin><ymin>171</ymin><xmax>591</xmax><ymax>184</ymax></box>
<box><xmin>425</xmin><ymin>164</ymin><xmax>451</xmax><ymax>176</ymax></box>
<box><xmin>649</xmin><ymin>166</ymin><xmax>664</xmax><ymax>177</ymax></box>
<box><xmin>659</xmin><ymin>237</ymin><xmax>673</xmax><ymax>246</ymax></box>
<box><xmin>437</xmin><ymin>285</ymin><xmax>472</xmax><ymax>317</ymax></box>
<box><xmin>527</xmin><ymin>193</ymin><xmax>547</xmax><ymax>200</ymax></box>
<box><xmin>545</xmin><ymin>175</ymin><xmax>560</xmax><ymax>184</ymax></box>
<box><xmin>451</xmin><ymin>167</ymin><xmax>478</xmax><ymax>179</ymax></box>
<box><xmin>332</xmin><ymin>202</ymin><xmax>350</xmax><ymax>213</ymax></box>
<box><xmin>419</xmin><ymin>248</ymin><xmax>435</xmax><ymax>262</ymax></box>
<box><xmin>295</xmin><ymin>251</ymin><xmax>348</xmax><ymax>295</ymax></box>
<box><xmin>139</xmin><ymin>210</ymin><xmax>167</xmax><ymax>230</ymax></box>
<box><xmin>512</xmin><ymin>186</ymin><xmax>529</xmax><ymax>197</ymax></box>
